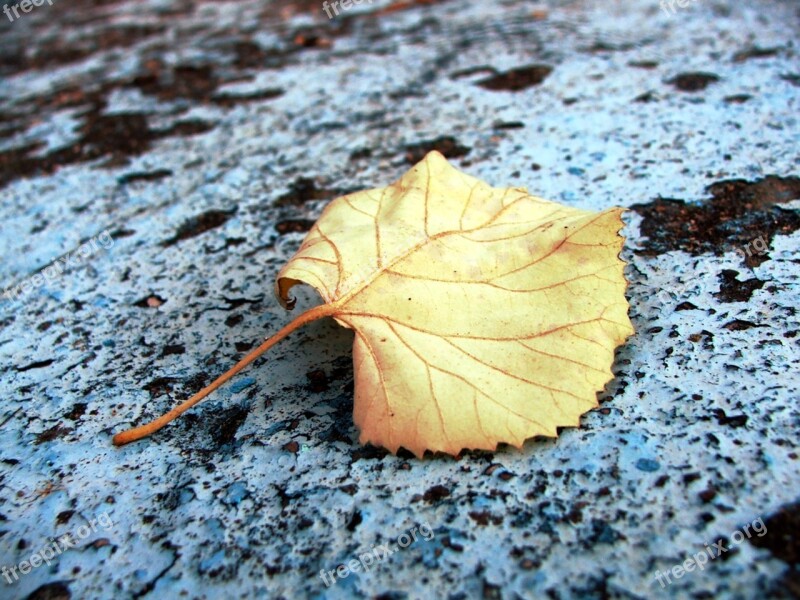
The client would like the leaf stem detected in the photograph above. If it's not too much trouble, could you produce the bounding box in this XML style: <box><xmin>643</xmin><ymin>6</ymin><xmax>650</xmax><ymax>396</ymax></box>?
<box><xmin>112</xmin><ymin>303</ymin><xmax>336</xmax><ymax>446</ymax></box>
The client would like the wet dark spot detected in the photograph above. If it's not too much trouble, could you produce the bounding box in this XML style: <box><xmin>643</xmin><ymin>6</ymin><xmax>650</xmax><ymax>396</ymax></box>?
<box><xmin>209</xmin><ymin>403</ymin><xmax>250</xmax><ymax>447</ymax></box>
<box><xmin>161</xmin><ymin>344</ymin><xmax>186</xmax><ymax>356</ymax></box>
<box><xmin>732</xmin><ymin>46</ymin><xmax>780</xmax><ymax>63</ymax></box>
<box><xmin>493</xmin><ymin>121</ymin><xmax>525</xmax><ymax>130</ymax></box>
<box><xmin>0</xmin><ymin>121</ymin><xmax>24</xmax><ymax>140</ymax></box>
<box><xmin>481</xmin><ymin>580</ymin><xmax>501</xmax><ymax>599</ymax></box>
<box><xmin>717</xmin><ymin>536</ymin><xmax>740</xmax><ymax>561</ymax></box>
<box><xmin>675</xmin><ymin>301</ymin><xmax>699</xmax><ymax>311</ymax></box>
<box><xmin>123</xmin><ymin>58</ymin><xmax>282</xmax><ymax>107</ymax></box>
<box><xmin>724</xmin><ymin>94</ymin><xmax>752</xmax><ymax>104</ymax></box>
<box><xmin>306</xmin><ymin>369</ymin><xmax>329</xmax><ymax>393</ymax></box>
<box><xmin>483</xmin><ymin>464</ymin><xmax>502</xmax><ymax>476</ymax></box>
<box><xmin>117</xmin><ymin>169</ymin><xmax>173</xmax><ymax>185</ymax></box>
<box><xmin>219</xmin><ymin>297</ymin><xmax>261</xmax><ymax>312</ymax></box>
<box><xmin>630</xmin><ymin>176</ymin><xmax>800</xmax><ymax>265</ymax></box>
<box><xmin>585</xmin><ymin>40</ymin><xmax>637</xmax><ymax>53</ymax></box>
<box><xmin>476</xmin><ymin>65</ymin><xmax>553</xmax><ymax>91</ymax></box>
<box><xmin>698</xmin><ymin>487</ymin><xmax>717</xmax><ymax>503</ymax></box>
<box><xmin>667</xmin><ymin>72</ymin><xmax>720</xmax><ymax>92</ymax></box>
<box><xmin>422</xmin><ymin>484</ymin><xmax>451</xmax><ymax>503</ymax></box>
<box><xmin>142</xmin><ymin>377</ymin><xmax>179</xmax><ymax>399</ymax></box>
<box><xmin>404</xmin><ymin>136</ymin><xmax>470</xmax><ymax>164</ymax></box>
<box><xmin>161</xmin><ymin>209</ymin><xmax>237</xmax><ymax>247</ymax></box>
<box><xmin>56</xmin><ymin>510</ymin><xmax>75</xmax><ymax>525</ymax></box>
<box><xmin>155</xmin><ymin>483</ymin><xmax>190</xmax><ymax>512</ymax></box>
<box><xmin>130</xmin><ymin>63</ymin><xmax>217</xmax><ymax>102</ymax></box>
<box><xmin>64</xmin><ymin>403</ymin><xmax>88</xmax><ymax>421</ymax></box>
<box><xmin>224</xmin><ymin>314</ymin><xmax>243</xmax><ymax>328</ymax></box>
<box><xmin>346</xmin><ymin>510</ymin><xmax>363</xmax><ymax>532</ymax></box>
<box><xmin>25</xmin><ymin>581</ymin><xmax>71</xmax><ymax>600</ymax></box>
<box><xmin>634</xmin><ymin>91</ymin><xmax>657</xmax><ymax>103</ymax></box>
<box><xmin>723</xmin><ymin>320</ymin><xmax>764</xmax><ymax>331</ymax></box>
<box><xmin>339</xmin><ymin>484</ymin><xmax>358</xmax><ymax>495</ymax></box>
<box><xmin>781</xmin><ymin>74</ymin><xmax>800</xmax><ymax>87</ymax></box>
<box><xmin>713</xmin><ymin>409</ymin><xmax>748</xmax><ymax>428</ymax></box>
<box><xmin>4</xmin><ymin>24</ymin><xmax>164</xmax><ymax>76</ymax></box>
<box><xmin>35</xmin><ymin>424</ymin><xmax>72</xmax><ymax>445</ymax></box>
<box><xmin>628</xmin><ymin>60</ymin><xmax>659</xmax><ymax>69</ymax></box>
<box><xmin>469</xmin><ymin>511</ymin><xmax>502</xmax><ymax>526</ymax></box>
<box><xmin>231</xmin><ymin>39</ymin><xmax>275</xmax><ymax>69</ymax></box>
<box><xmin>350</xmin><ymin>445</ymin><xmax>390</xmax><ymax>461</ymax></box>
<box><xmin>276</xmin><ymin>219</ymin><xmax>315</xmax><ymax>235</ymax></box>
<box><xmin>565</xmin><ymin>504</ymin><xmax>588</xmax><ymax>526</ymax></box>
<box><xmin>211</xmin><ymin>88</ymin><xmax>284</xmax><ymax>108</ymax></box>
<box><xmin>219</xmin><ymin>237</ymin><xmax>246</xmax><ymax>251</ymax></box>
<box><xmin>748</xmin><ymin>501</ymin><xmax>800</xmax><ymax>565</ymax></box>
<box><xmin>585</xmin><ymin>519</ymin><xmax>623</xmax><ymax>546</ymax></box>
<box><xmin>714</xmin><ymin>270</ymin><xmax>765</xmax><ymax>303</ymax></box>
<box><xmin>16</xmin><ymin>359</ymin><xmax>55</xmax><ymax>372</ymax></box>
<box><xmin>274</xmin><ymin>178</ymin><xmax>340</xmax><ymax>207</ymax></box>
<box><xmin>349</xmin><ymin>148</ymin><xmax>373</xmax><ymax>161</ymax></box>
<box><xmin>0</xmin><ymin>111</ymin><xmax>213</xmax><ymax>190</ymax></box>
<box><xmin>688</xmin><ymin>331</ymin><xmax>714</xmax><ymax>349</ymax></box>
<box><xmin>292</xmin><ymin>31</ymin><xmax>332</xmax><ymax>49</ymax></box>
<box><xmin>683</xmin><ymin>472</ymin><xmax>701</xmax><ymax>485</ymax></box>
<box><xmin>68</xmin><ymin>112</ymin><xmax>152</xmax><ymax>161</ymax></box>
<box><xmin>159</xmin><ymin>119</ymin><xmax>215</xmax><ymax>138</ymax></box>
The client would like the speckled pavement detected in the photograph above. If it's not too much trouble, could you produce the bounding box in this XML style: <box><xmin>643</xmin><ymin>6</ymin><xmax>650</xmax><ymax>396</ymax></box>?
<box><xmin>0</xmin><ymin>0</ymin><xmax>799</xmax><ymax>598</ymax></box>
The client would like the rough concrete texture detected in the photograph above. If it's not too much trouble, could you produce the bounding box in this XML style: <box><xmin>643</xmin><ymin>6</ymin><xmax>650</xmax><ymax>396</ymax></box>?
<box><xmin>1</xmin><ymin>0</ymin><xmax>799</xmax><ymax>598</ymax></box>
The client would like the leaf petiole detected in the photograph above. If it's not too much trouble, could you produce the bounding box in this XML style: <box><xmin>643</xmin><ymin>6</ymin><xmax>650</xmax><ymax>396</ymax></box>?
<box><xmin>112</xmin><ymin>303</ymin><xmax>336</xmax><ymax>446</ymax></box>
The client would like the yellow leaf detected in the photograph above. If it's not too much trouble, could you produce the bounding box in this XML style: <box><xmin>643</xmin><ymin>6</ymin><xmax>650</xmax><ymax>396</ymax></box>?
<box><xmin>113</xmin><ymin>151</ymin><xmax>633</xmax><ymax>457</ymax></box>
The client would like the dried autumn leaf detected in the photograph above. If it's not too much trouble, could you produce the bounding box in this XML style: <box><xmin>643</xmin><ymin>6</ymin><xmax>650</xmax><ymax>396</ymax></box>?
<box><xmin>113</xmin><ymin>151</ymin><xmax>634</xmax><ymax>457</ymax></box>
